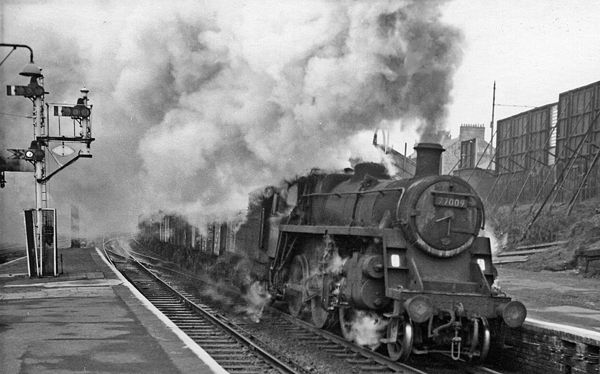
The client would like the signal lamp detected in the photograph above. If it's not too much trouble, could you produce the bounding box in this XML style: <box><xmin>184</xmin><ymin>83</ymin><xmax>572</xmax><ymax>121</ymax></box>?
<box><xmin>24</xmin><ymin>149</ymin><xmax>44</xmax><ymax>162</ymax></box>
<box><xmin>476</xmin><ymin>258</ymin><xmax>486</xmax><ymax>271</ymax></box>
<box><xmin>24</xmin><ymin>141</ymin><xmax>45</xmax><ymax>162</ymax></box>
<box><xmin>390</xmin><ymin>254</ymin><xmax>401</xmax><ymax>267</ymax></box>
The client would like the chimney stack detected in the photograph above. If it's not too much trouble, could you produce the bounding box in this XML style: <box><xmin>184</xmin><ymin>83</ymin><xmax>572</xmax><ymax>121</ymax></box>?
<box><xmin>414</xmin><ymin>143</ymin><xmax>445</xmax><ymax>177</ymax></box>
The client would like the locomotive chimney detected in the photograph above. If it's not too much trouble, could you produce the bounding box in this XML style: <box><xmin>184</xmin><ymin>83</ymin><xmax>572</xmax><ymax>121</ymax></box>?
<box><xmin>414</xmin><ymin>143</ymin><xmax>445</xmax><ymax>177</ymax></box>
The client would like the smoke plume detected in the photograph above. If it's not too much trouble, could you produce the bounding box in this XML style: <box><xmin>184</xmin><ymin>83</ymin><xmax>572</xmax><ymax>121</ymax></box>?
<box><xmin>1</xmin><ymin>1</ymin><xmax>462</xmax><ymax>238</ymax></box>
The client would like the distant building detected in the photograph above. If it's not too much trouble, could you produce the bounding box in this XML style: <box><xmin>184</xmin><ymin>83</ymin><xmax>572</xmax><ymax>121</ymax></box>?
<box><xmin>440</xmin><ymin>124</ymin><xmax>494</xmax><ymax>174</ymax></box>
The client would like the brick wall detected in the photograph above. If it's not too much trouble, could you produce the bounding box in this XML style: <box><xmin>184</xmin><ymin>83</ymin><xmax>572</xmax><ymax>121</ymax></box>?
<box><xmin>491</xmin><ymin>322</ymin><xmax>599</xmax><ymax>373</ymax></box>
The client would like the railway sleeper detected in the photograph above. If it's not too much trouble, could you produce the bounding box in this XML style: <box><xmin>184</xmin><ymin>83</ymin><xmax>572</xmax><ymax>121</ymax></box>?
<box><xmin>357</xmin><ymin>366</ymin><xmax>390</xmax><ymax>372</ymax></box>
<box><xmin>190</xmin><ymin>339</ymin><xmax>235</xmax><ymax>345</ymax></box>
<box><xmin>282</xmin><ymin>327</ymin><xmax>305</xmax><ymax>332</ymax></box>
<box><xmin>210</xmin><ymin>354</ymin><xmax>253</xmax><ymax>361</ymax></box>
<box><xmin>346</xmin><ymin>358</ymin><xmax>374</xmax><ymax>364</ymax></box>
<box><xmin>187</xmin><ymin>332</ymin><xmax>231</xmax><ymax>338</ymax></box>
<box><xmin>147</xmin><ymin>300</ymin><xmax>179</xmax><ymax>304</ymax></box>
<box><xmin>210</xmin><ymin>357</ymin><xmax>261</xmax><ymax>363</ymax></box>
<box><xmin>151</xmin><ymin>302</ymin><xmax>186</xmax><ymax>307</ymax></box>
<box><xmin>175</xmin><ymin>322</ymin><xmax>214</xmax><ymax>327</ymax></box>
<box><xmin>224</xmin><ymin>369</ymin><xmax>269</xmax><ymax>374</ymax></box>
<box><xmin>202</xmin><ymin>345</ymin><xmax>247</xmax><ymax>351</ymax></box>
<box><xmin>167</xmin><ymin>315</ymin><xmax>202</xmax><ymax>320</ymax></box>
<box><xmin>323</xmin><ymin>347</ymin><xmax>348</xmax><ymax>353</ymax></box>
<box><xmin>299</xmin><ymin>338</ymin><xmax>326</xmax><ymax>344</ymax></box>
<box><xmin>183</xmin><ymin>328</ymin><xmax>224</xmax><ymax>334</ymax></box>
<box><xmin>164</xmin><ymin>310</ymin><xmax>196</xmax><ymax>315</ymax></box>
<box><xmin>316</xmin><ymin>343</ymin><xmax>338</xmax><ymax>349</ymax></box>
<box><xmin>223</xmin><ymin>364</ymin><xmax>270</xmax><ymax>369</ymax></box>
<box><xmin>153</xmin><ymin>305</ymin><xmax>188</xmax><ymax>309</ymax></box>
<box><xmin>203</xmin><ymin>347</ymin><xmax>249</xmax><ymax>353</ymax></box>
<box><xmin>181</xmin><ymin>327</ymin><xmax>220</xmax><ymax>333</ymax></box>
<box><xmin>332</xmin><ymin>352</ymin><xmax>357</xmax><ymax>358</ymax></box>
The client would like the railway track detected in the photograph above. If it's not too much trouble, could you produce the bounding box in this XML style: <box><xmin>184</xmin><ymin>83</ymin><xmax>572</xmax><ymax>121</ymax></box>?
<box><xmin>103</xmin><ymin>241</ymin><xmax>508</xmax><ymax>374</ymax></box>
<box><xmin>104</xmin><ymin>247</ymin><xmax>304</xmax><ymax>374</ymax></box>
<box><xmin>251</xmin><ymin>311</ymin><xmax>426</xmax><ymax>373</ymax></box>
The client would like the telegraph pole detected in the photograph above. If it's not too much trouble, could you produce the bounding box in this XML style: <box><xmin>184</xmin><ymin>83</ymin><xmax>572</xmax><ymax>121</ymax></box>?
<box><xmin>490</xmin><ymin>81</ymin><xmax>496</xmax><ymax>139</ymax></box>
<box><xmin>490</xmin><ymin>81</ymin><xmax>496</xmax><ymax>168</ymax></box>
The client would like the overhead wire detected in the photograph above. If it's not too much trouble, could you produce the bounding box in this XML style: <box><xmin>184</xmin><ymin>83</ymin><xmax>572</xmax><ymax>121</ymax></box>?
<box><xmin>0</xmin><ymin>111</ymin><xmax>33</xmax><ymax>119</ymax></box>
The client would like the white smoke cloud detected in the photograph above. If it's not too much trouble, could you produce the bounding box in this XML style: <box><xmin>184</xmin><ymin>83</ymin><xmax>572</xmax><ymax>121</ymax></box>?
<box><xmin>1</xmin><ymin>0</ymin><xmax>462</xmax><ymax>237</ymax></box>
<box><xmin>345</xmin><ymin>310</ymin><xmax>388</xmax><ymax>349</ymax></box>
<box><xmin>134</xmin><ymin>0</ymin><xmax>463</xmax><ymax>223</ymax></box>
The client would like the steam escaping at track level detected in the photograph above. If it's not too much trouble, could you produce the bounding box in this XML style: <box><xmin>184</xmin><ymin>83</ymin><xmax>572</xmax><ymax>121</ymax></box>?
<box><xmin>340</xmin><ymin>309</ymin><xmax>389</xmax><ymax>349</ymax></box>
<box><xmin>241</xmin><ymin>281</ymin><xmax>273</xmax><ymax>323</ymax></box>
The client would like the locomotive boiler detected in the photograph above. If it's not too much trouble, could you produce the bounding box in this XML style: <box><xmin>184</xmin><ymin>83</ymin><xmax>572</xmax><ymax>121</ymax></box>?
<box><xmin>266</xmin><ymin>143</ymin><xmax>526</xmax><ymax>362</ymax></box>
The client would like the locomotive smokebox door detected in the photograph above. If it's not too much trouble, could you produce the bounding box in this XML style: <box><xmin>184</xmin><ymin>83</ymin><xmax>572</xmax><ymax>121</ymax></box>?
<box><xmin>404</xmin><ymin>177</ymin><xmax>483</xmax><ymax>258</ymax></box>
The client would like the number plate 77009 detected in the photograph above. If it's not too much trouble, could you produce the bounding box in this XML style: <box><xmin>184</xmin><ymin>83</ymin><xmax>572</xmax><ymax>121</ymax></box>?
<box><xmin>433</xmin><ymin>194</ymin><xmax>467</xmax><ymax>209</ymax></box>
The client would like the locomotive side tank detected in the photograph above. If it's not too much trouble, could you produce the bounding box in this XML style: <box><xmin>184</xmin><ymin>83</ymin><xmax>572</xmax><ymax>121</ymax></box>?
<box><xmin>268</xmin><ymin>143</ymin><xmax>526</xmax><ymax>362</ymax></box>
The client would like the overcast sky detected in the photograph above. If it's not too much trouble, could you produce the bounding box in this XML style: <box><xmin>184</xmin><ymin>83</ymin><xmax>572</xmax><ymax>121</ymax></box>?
<box><xmin>2</xmin><ymin>0</ymin><xmax>600</xmax><ymax>242</ymax></box>
<box><xmin>442</xmin><ymin>0</ymin><xmax>600</xmax><ymax>141</ymax></box>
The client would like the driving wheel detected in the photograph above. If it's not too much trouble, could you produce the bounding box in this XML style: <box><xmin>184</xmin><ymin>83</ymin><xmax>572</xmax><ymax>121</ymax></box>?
<box><xmin>286</xmin><ymin>255</ymin><xmax>308</xmax><ymax>317</ymax></box>
<box><xmin>387</xmin><ymin>317</ymin><xmax>413</xmax><ymax>361</ymax></box>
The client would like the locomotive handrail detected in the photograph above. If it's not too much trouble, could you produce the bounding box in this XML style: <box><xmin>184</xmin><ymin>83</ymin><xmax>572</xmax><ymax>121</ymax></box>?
<box><xmin>429</xmin><ymin>190</ymin><xmax>478</xmax><ymax>198</ymax></box>
<box><xmin>302</xmin><ymin>187</ymin><xmax>405</xmax><ymax>198</ymax></box>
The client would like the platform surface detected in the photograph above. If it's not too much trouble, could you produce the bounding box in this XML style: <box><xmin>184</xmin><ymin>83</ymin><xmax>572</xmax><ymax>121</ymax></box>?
<box><xmin>497</xmin><ymin>265</ymin><xmax>600</xmax><ymax>341</ymax></box>
<box><xmin>0</xmin><ymin>246</ymin><xmax>222</xmax><ymax>374</ymax></box>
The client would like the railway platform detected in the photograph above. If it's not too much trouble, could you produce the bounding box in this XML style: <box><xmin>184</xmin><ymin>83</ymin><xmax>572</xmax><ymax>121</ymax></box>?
<box><xmin>497</xmin><ymin>265</ymin><xmax>600</xmax><ymax>339</ymax></box>
<box><xmin>0</xmin><ymin>246</ymin><xmax>224</xmax><ymax>374</ymax></box>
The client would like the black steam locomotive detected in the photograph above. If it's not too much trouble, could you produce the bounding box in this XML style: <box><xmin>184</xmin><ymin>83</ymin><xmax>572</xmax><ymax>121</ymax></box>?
<box><xmin>258</xmin><ymin>143</ymin><xmax>526</xmax><ymax>362</ymax></box>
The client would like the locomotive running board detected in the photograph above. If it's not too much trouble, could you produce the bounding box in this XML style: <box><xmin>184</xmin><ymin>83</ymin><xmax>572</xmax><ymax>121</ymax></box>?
<box><xmin>279</xmin><ymin>224</ymin><xmax>386</xmax><ymax>237</ymax></box>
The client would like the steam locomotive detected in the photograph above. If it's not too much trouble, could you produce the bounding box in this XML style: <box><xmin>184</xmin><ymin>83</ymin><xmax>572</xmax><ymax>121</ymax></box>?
<box><xmin>254</xmin><ymin>143</ymin><xmax>526</xmax><ymax>362</ymax></box>
<box><xmin>149</xmin><ymin>142</ymin><xmax>527</xmax><ymax>361</ymax></box>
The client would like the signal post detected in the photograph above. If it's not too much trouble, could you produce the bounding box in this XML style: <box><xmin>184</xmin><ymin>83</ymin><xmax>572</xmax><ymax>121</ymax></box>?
<box><xmin>1</xmin><ymin>43</ymin><xmax>94</xmax><ymax>277</ymax></box>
